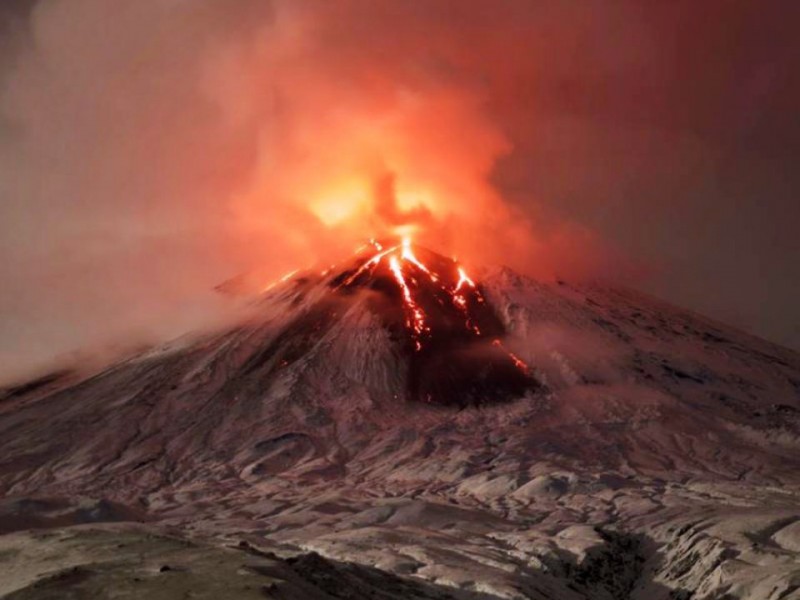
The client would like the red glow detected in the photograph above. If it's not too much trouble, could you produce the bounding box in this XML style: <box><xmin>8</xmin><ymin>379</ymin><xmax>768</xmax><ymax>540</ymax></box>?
<box><xmin>455</xmin><ymin>267</ymin><xmax>475</xmax><ymax>291</ymax></box>
<box><xmin>492</xmin><ymin>339</ymin><xmax>529</xmax><ymax>373</ymax></box>
<box><xmin>401</xmin><ymin>237</ymin><xmax>438</xmax><ymax>282</ymax></box>
<box><xmin>344</xmin><ymin>236</ymin><xmax>484</xmax><ymax>350</ymax></box>
<box><xmin>262</xmin><ymin>269</ymin><xmax>299</xmax><ymax>292</ymax></box>
<box><xmin>264</xmin><ymin>235</ymin><xmax>529</xmax><ymax>373</ymax></box>
<box><xmin>343</xmin><ymin>245</ymin><xmax>398</xmax><ymax>286</ymax></box>
<box><xmin>336</xmin><ymin>237</ymin><xmax>526</xmax><ymax>372</ymax></box>
<box><xmin>388</xmin><ymin>254</ymin><xmax>428</xmax><ymax>350</ymax></box>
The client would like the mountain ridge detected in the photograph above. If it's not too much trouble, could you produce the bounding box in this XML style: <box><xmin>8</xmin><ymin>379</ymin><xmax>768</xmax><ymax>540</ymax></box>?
<box><xmin>0</xmin><ymin>248</ymin><xmax>799</xmax><ymax>599</ymax></box>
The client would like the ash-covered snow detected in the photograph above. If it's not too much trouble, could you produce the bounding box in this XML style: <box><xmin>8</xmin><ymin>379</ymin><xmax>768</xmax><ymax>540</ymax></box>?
<box><xmin>0</xmin><ymin>257</ymin><xmax>798</xmax><ymax>599</ymax></box>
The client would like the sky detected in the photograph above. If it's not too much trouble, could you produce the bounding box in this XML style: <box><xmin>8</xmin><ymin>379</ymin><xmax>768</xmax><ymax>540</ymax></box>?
<box><xmin>0</xmin><ymin>0</ymin><xmax>798</xmax><ymax>382</ymax></box>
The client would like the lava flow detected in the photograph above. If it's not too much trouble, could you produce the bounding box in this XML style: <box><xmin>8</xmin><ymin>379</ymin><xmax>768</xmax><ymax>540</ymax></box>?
<box><xmin>255</xmin><ymin>236</ymin><xmax>539</xmax><ymax>406</ymax></box>
<box><xmin>335</xmin><ymin>237</ymin><xmax>530</xmax><ymax>375</ymax></box>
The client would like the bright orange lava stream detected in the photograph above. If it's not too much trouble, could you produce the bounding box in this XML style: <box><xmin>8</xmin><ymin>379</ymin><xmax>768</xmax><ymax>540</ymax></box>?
<box><xmin>262</xmin><ymin>269</ymin><xmax>299</xmax><ymax>292</ymax></box>
<box><xmin>357</xmin><ymin>237</ymin><xmax>473</xmax><ymax>343</ymax></box>
<box><xmin>492</xmin><ymin>339</ymin><xmax>529</xmax><ymax>373</ymax></box>
<box><xmin>347</xmin><ymin>237</ymin><xmax>529</xmax><ymax>373</ymax></box>
<box><xmin>263</xmin><ymin>235</ymin><xmax>529</xmax><ymax>374</ymax></box>
<box><xmin>401</xmin><ymin>237</ymin><xmax>438</xmax><ymax>283</ymax></box>
<box><xmin>388</xmin><ymin>254</ymin><xmax>429</xmax><ymax>351</ymax></box>
<box><xmin>343</xmin><ymin>236</ymin><xmax>477</xmax><ymax>348</ymax></box>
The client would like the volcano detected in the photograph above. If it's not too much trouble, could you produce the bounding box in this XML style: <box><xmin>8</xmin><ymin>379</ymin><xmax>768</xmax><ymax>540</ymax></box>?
<box><xmin>1</xmin><ymin>242</ymin><xmax>799</xmax><ymax>600</ymax></box>
<box><xmin>246</xmin><ymin>239</ymin><xmax>541</xmax><ymax>408</ymax></box>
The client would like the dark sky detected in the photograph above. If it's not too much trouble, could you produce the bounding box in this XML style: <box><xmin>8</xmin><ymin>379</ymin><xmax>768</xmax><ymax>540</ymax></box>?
<box><xmin>0</xmin><ymin>0</ymin><xmax>798</xmax><ymax>382</ymax></box>
<box><xmin>489</xmin><ymin>1</ymin><xmax>800</xmax><ymax>347</ymax></box>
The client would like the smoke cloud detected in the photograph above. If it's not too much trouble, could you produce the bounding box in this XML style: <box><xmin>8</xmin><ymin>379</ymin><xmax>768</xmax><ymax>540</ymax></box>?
<box><xmin>0</xmin><ymin>0</ymin><xmax>797</xmax><ymax>382</ymax></box>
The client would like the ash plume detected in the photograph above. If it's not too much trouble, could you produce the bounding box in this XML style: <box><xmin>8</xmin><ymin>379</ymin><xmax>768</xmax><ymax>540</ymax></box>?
<box><xmin>0</xmin><ymin>0</ymin><xmax>797</xmax><ymax>382</ymax></box>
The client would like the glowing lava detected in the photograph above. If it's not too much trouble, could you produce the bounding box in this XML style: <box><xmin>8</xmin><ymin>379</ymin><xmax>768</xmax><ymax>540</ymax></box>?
<box><xmin>455</xmin><ymin>267</ymin><xmax>475</xmax><ymax>291</ymax></box>
<box><xmin>401</xmin><ymin>237</ymin><xmax>438</xmax><ymax>282</ymax></box>
<box><xmin>342</xmin><ymin>236</ymin><xmax>480</xmax><ymax>350</ymax></box>
<box><xmin>262</xmin><ymin>269</ymin><xmax>299</xmax><ymax>292</ymax></box>
<box><xmin>388</xmin><ymin>254</ymin><xmax>429</xmax><ymax>351</ymax></box>
<box><xmin>492</xmin><ymin>339</ymin><xmax>529</xmax><ymax>373</ymax></box>
<box><xmin>258</xmin><ymin>235</ymin><xmax>530</xmax><ymax>378</ymax></box>
<box><xmin>335</xmin><ymin>236</ymin><xmax>528</xmax><ymax>375</ymax></box>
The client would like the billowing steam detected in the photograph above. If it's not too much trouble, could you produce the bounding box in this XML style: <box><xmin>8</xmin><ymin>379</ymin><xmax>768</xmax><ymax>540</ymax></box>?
<box><xmin>1</xmin><ymin>0</ymin><xmax>795</xmax><ymax>382</ymax></box>
<box><xmin>0</xmin><ymin>0</ymin><xmax>552</xmax><ymax>382</ymax></box>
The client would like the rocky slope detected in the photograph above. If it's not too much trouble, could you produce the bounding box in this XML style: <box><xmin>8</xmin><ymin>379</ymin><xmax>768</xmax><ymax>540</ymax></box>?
<box><xmin>0</xmin><ymin>245</ymin><xmax>798</xmax><ymax>599</ymax></box>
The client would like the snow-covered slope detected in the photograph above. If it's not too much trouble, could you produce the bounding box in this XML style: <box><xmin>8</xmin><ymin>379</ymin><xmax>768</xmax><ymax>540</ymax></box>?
<box><xmin>1</xmin><ymin>247</ymin><xmax>798</xmax><ymax>599</ymax></box>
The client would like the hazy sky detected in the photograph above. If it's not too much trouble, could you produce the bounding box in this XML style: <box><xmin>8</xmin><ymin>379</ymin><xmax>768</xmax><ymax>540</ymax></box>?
<box><xmin>0</xmin><ymin>0</ymin><xmax>798</xmax><ymax>382</ymax></box>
